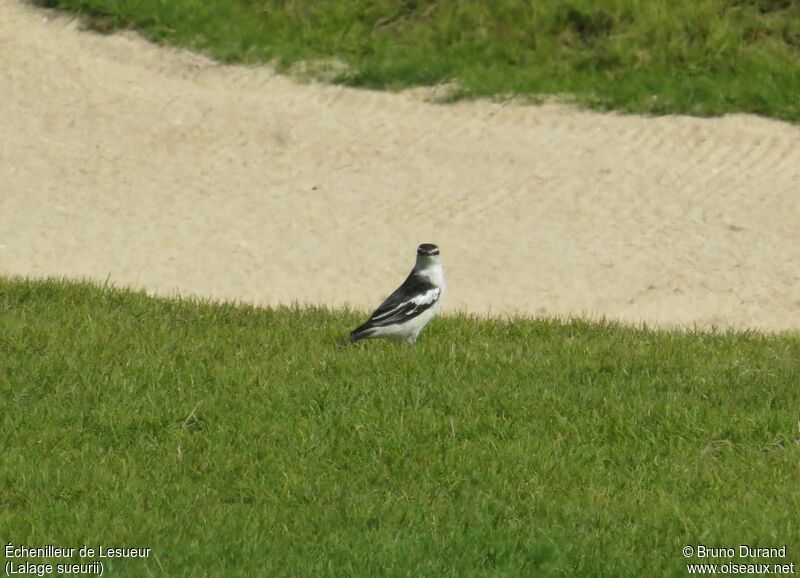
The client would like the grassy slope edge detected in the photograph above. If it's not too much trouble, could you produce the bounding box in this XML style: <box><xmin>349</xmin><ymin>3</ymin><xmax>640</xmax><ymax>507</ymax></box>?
<box><xmin>29</xmin><ymin>0</ymin><xmax>800</xmax><ymax>122</ymax></box>
<box><xmin>2</xmin><ymin>277</ymin><xmax>799</xmax><ymax>576</ymax></box>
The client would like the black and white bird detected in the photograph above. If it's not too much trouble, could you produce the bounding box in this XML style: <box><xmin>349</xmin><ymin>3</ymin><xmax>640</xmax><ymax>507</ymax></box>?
<box><xmin>347</xmin><ymin>243</ymin><xmax>445</xmax><ymax>345</ymax></box>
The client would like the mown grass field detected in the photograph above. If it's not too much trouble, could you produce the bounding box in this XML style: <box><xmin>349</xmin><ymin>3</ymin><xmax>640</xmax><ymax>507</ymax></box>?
<box><xmin>31</xmin><ymin>0</ymin><xmax>800</xmax><ymax>121</ymax></box>
<box><xmin>2</xmin><ymin>277</ymin><xmax>800</xmax><ymax>576</ymax></box>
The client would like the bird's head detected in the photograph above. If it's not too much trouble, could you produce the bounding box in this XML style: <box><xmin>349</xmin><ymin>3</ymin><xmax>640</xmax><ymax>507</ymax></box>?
<box><xmin>417</xmin><ymin>243</ymin><xmax>440</xmax><ymax>257</ymax></box>
<box><xmin>415</xmin><ymin>243</ymin><xmax>441</xmax><ymax>269</ymax></box>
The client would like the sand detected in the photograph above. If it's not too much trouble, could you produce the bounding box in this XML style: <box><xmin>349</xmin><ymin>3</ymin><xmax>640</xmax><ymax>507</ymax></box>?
<box><xmin>2</xmin><ymin>0</ymin><xmax>800</xmax><ymax>331</ymax></box>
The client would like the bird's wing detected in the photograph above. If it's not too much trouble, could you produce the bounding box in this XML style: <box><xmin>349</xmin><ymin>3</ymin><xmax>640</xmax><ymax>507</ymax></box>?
<box><xmin>364</xmin><ymin>273</ymin><xmax>441</xmax><ymax>328</ymax></box>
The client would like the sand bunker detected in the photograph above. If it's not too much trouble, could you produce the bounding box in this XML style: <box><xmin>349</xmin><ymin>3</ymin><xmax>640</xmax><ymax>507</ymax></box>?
<box><xmin>2</xmin><ymin>0</ymin><xmax>800</xmax><ymax>331</ymax></box>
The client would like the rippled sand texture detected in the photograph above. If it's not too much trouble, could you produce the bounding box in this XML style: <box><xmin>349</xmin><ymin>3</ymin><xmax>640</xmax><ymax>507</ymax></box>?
<box><xmin>3</xmin><ymin>0</ymin><xmax>800</xmax><ymax>330</ymax></box>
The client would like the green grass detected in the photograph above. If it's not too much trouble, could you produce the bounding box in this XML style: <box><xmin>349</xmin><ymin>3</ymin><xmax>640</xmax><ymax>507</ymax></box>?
<box><xmin>2</xmin><ymin>276</ymin><xmax>800</xmax><ymax>576</ymax></box>
<box><xmin>31</xmin><ymin>0</ymin><xmax>800</xmax><ymax>121</ymax></box>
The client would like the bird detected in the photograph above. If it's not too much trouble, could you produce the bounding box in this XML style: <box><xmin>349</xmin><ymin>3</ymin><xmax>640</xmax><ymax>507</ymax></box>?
<box><xmin>346</xmin><ymin>243</ymin><xmax>445</xmax><ymax>345</ymax></box>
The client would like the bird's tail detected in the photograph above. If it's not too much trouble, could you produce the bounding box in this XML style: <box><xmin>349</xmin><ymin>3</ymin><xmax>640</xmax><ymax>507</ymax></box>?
<box><xmin>338</xmin><ymin>335</ymin><xmax>357</xmax><ymax>349</ymax></box>
<box><xmin>339</xmin><ymin>327</ymin><xmax>373</xmax><ymax>349</ymax></box>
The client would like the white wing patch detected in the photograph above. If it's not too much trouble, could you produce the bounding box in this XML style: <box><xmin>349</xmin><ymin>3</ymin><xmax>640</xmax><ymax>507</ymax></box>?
<box><xmin>414</xmin><ymin>287</ymin><xmax>441</xmax><ymax>308</ymax></box>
